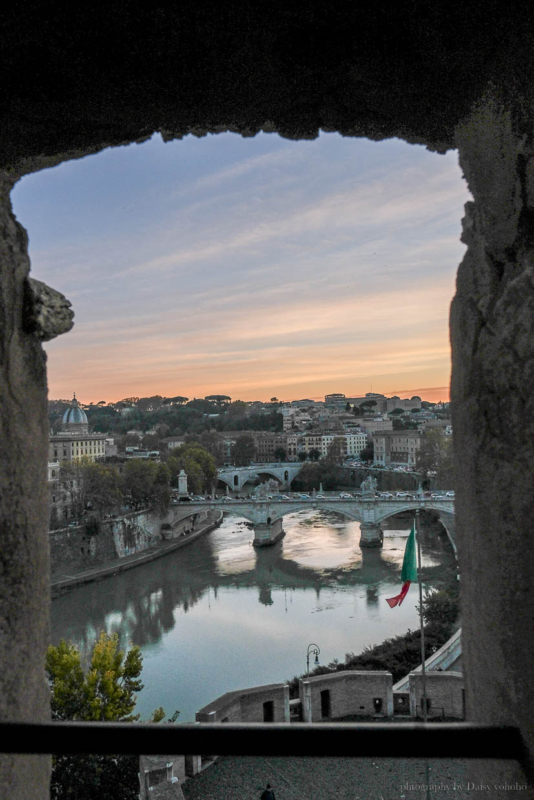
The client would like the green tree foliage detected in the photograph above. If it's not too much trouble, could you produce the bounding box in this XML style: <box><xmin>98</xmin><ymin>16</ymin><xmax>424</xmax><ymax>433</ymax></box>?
<box><xmin>47</xmin><ymin>632</ymin><xmax>143</xmax><ymax>722</ymax></box>
<box><xmin>59</xmin><ymin>460</ymin><xmax>90</xmax><ymax>518</ymax></box>
<box><xmin>167</xmin><ymin>443</ymin><xmax>217</xmax><ymax>493</ymax></box>
<box><xmin>291</xmin><ymin>461</ymin><xmax>339</xmax><ymax>491</ymax></box>
<box><xmin>84</xmin><ymin>463</ymin><xmax>122</xmax><ymax>518</ymax></box>
<box><xmin>325</xmin><ymin>437</ymin><xmax>345</xmax><ymax>466</ymax></box>
<box><xmin>153</xmin><ymin>463</ymin><xmax>171</xmax><ymax>514</ymax></box>
<box><xmin>360</xmin><ymin>442</ymin><xmax>374</xmax><ymax>462</ymax></box>
<box><xmin>46</xmin><ymin>632</ymin><xmax>178</xmax><ymax>799</ymax></box>
<box><xmin>205</xmin><ymin>394</ymin><xmax>231</xmax><ymax>405</ymax></box>
<box><xmin>226</xmin><ymin>399</ymin><xmax>248</xmax><ymax>418</ymax></box>
<box><xmin>416</xmin><ymin>429</ymin><xmax>454</xmax><ymax>487</ymax></box>
<box><xmin>308</xmin><ymin>447</ymin><xmax>322</xmax><ymax>462</ymax></box>
<box><xmin>421</xmin><ymin>579</ymin><xmax>460</xmax><ymax>629</ymax></box>
<box><xmin>122</xmin><ymin>460</ymin><xmax>159</xmax><ymax>509</ymax></box>
<box><xmin>231</xmin><ymin>434</ymin><xmax>257</xmax><ymax>466</ymax></box>
<box><xmin>186</xmin><ymin>398</ymin><xmax>216</xmax><ymax>414</ymax></box>
<box><xmin>274</xmin><ymin>447</ymin><xmax>287</xmax><ymax>462</ymax></box>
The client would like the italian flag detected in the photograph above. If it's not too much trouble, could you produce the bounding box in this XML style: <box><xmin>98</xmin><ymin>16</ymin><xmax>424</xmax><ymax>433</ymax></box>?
<box><xmin>386</xmin><ymin>521</ymin><xmax>418</xmax><ymax>608</ymax></box>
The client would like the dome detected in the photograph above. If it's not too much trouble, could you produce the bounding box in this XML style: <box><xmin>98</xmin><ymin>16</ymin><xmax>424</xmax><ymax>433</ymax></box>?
<box><xmin>62</xmin><ymin>395</ymin><xmax>88</xmax><ymax>428</ymax></box>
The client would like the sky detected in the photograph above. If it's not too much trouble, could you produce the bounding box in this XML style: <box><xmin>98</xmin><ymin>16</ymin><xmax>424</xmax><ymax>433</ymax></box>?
<box><xmin>11</xmin><ymin>131</ymin><xmax>471</xmax><ymax>404</ymax></box>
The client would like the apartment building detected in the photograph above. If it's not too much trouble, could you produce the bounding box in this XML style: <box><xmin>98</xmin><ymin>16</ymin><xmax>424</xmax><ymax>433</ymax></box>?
<box><xmin>373</xmin><ymin>430</ymin><xmax>423</xmax><ymax>466</ymax></box>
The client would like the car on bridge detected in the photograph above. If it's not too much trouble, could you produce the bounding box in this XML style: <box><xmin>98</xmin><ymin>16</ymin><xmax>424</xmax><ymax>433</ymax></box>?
<box><xmin>339</xmin><ymin>492</ymin><xmax>352</xmax><ymax>498</ymax></box>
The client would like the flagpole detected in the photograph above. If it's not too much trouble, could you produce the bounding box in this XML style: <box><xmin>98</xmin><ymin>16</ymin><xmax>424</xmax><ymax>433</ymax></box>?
<box><xmin>416</xmin><ymin>508</ymin><xmax>428</xmax><ymax>723</ymax></box>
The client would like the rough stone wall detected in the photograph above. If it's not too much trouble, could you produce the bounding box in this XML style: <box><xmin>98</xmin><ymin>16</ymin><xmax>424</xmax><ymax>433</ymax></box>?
<box><xmin>0</xmin><ymin>173</ymin><xmax>51</xmax><ymax>796</ymax></box>
<box><xmin>452</xmin><ymin>89</ymin><xmax>534</xmax><ymax>788</ymax></box>
<box><xmin>48</xmin><ymin>509</ymin><xmax>208</xmax><ymax>579</ymax></box>
<box><xmin>240</xmin><ymin>685</ymin><xmax>288</xmax><ymax>723</ymax></box>
<box><xmin>409</xmin><ymin>672</ymin><xmax>464</xmax><ymax>719</ymax></box>
<box><xmin>196</xmin><ymin>699</ymin><xmax>241</xmax><ymax>724</ymax></box>
<box><xmin>196</xmin><ymin>685</ymin><xmax>288</xmax><ymax>724</ymax></box>
<box><xmin>1</xmin><ymin>7</ymin><xmax>534</xmax><ymax>799</ymax></box>
<box><xmin>300</xmin><ymin>671</ymin><xmax>393</xmax><ymax>721</ymax></box>
<box><xmin>49</xmin><ymin>525</ymin><xmax>117</xmax><ymax>577</ymax></box>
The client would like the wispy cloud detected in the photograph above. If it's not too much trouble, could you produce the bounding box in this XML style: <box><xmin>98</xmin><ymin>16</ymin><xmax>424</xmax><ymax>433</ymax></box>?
<box><xmin>12</xmin><ymin>132</ymin><xmax>470</xmax><ymax>402</ymax></box>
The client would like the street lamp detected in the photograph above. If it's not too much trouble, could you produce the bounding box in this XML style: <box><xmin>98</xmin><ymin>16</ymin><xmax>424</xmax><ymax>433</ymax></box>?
<box><xmin>306</xmin><ymin>643</ymin><xmax>320</xmax><ymax>675</ymax></box>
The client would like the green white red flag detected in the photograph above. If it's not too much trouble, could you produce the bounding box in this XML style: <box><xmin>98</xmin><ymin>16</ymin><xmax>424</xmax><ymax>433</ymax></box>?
<box><xmin>386</xmin><ymin>521</ymin><xmax>418</xmax><ymax>608</ymax></box>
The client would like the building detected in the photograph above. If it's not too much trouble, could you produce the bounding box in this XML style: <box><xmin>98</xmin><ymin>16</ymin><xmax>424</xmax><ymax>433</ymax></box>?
<box><xmin>357</xmin><ymin>417</ymin><xmax>394</xmax><ymax>441</ymax></box>
<box><xmin>386</xmin><ymin>395</ymin><xmax>422</xmax><ymax>413</ymax></box>
<box><xmin>253</xmin><ymin>432</ymin><xmax>287</xmax><ymax>461</ymax></box>
<box><xmin>47</xmin><ymin>460</ymin><xmax>69</xmax><ymax>527</ymax></box>
<box><xmin>48</xmin><ymin>396</ymin><xmax>107</xmax><ymax>463</ymax></box>
<box><xmin>324</xmin><ymin>393</ymin><xmax>346</xmax><ymax>405</ymax></box>
<box><xmin>321</xmin><ymin>432</ymin><xmax>368</xmax><ymax>458</ymax></box>
<box><xmin>373</xmin><ymin>430</ymin><xmax>423</xmax><ymax>467</ymax></box>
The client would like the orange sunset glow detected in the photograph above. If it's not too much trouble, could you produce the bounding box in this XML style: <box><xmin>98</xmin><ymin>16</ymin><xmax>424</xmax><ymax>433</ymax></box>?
<box><xmin>12</xmin><ymin>131</ymin><xmax>469</xmax><ymax>403</ymax></box>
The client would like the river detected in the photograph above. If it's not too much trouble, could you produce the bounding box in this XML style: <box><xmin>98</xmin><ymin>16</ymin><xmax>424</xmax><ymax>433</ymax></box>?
<box><xmin>50</xmin><ymin>510</ymin><xmax>456</xmax><ymax>723</ymax></box>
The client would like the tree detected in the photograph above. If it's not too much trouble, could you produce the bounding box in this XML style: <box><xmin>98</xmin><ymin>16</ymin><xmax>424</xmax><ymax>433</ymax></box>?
<box><xmin>415</xmin><ymin>429</ymin><xmax>454</xmax><ymax>487</ymax></box>
<box><xmin>297</xmin><ymin>451</ymin><xmax>308</xmax><ymax>461</ymax></box>
<box><xmin>389</xmin><ymin>408</ymin><xmax>406</xmax><ymax>416</ymax></box>
<box><xmin>167</xmin><ymin>443</ymin><xmax>217</xmax><ymax>493</ymax></box>
<box><xmin>360</xmin><ymin>442</ymin><xmax>374</xmax><ymax>462</ymax></box>
<box><xmin>141</xmin><ymin>433</ymin><xmax>160</xmax><ymax>449</ymax></box>
<box><xmin>308</xmin><ymin>447</ymin><xmax>321</xmax><ymax>462</ymax></box>
<box><xmin>122</xmin><ymin>460</ymin><xmax>158</xmax><ymax>509</ymax></box>
<box><xmin>153</xmin><ymin>463</ymin><xmax>171</xmax><ymax>514</ymax></box>
<box><xmin>325</xmin><ymin>437</ymin><xmax>345</xmax><ymax>466</ymax></box>
<box><xmin>274</xmin><ymin>446</ymin><xmax>287</xmax><ymax>462</ymax></box>
<box><xmin>83</xmin><ymin>463</ymin><xmax>122</xmax><ymax>518</ymax></box>
<box><xmin>231</xmin><ymin>434</ymin><xmax>257</xmax><ymax>466</ymax></box>
<box><xmin>421</xmin><ymin>584</ymin><xmax>459</xmax><ymax>629</ymax></box>
<box><xmin>59</xmin><ymin>460</ymin><xmax>90</xmax><ymax>519</ymax></box>
<box><xmin>162</xmin><ymin>396</ymin><xmax>189</xmax><ymax>405</ymax></box>
<box><xmin>226</xmin><ymin>399</ymin><xmax>248</xmax><ymax>418</ymax></box>
<box><xmin>205</xmin><ymin>394</ymin><xmax>231</xmax><ymax>405</ymax></box>
<box><xmin>46</xmin><ymin>632</ymin><xmax>178</xmax><ymax>799</ymax></box>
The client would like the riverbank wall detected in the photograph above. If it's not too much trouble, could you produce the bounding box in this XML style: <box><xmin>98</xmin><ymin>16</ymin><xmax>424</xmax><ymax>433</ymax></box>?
<box><xmin>50</xmin><ymin>509</ymin><xmax>222</xmax><ymax>596</ymax></box>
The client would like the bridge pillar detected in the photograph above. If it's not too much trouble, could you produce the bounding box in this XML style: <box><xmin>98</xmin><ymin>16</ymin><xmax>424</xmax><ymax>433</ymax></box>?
<box><xmin>359</xmin><ymin>522</ymin><xmax>383</xmax><ymax>548</ymax></box>
<box><xmin>253</xmin><ymin>518</ymin><xmax>285</xmax><ymax>547</ymax></box>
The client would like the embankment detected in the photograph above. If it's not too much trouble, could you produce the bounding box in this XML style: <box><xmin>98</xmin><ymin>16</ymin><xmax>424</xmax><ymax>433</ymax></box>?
<box><xmin>50</xmin><ymin>508</ymin><xmax>222</xmax><ymax>597</ymax></box>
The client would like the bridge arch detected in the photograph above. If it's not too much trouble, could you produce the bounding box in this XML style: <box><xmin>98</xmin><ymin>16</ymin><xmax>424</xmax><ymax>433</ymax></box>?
<box><xmin>263</xmin><ymin>502</ymin><xmax>363</xmax><ymax>525</ymax></box>
<box><xmin>375</xmin><ymin>502</ymin><xmax>455</xmax><ymax>525</ymax></box>
<box><xmin>167</xmin><ymin>505</ymin><xmax>260</xmax><ymax>527</ymax></box>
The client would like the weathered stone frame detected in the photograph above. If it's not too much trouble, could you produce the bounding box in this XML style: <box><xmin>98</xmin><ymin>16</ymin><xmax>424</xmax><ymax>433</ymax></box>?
<box><xmin>1</xmin><ymin>80</ymin><xmax>534</xmax><ymax>798</ymax></box>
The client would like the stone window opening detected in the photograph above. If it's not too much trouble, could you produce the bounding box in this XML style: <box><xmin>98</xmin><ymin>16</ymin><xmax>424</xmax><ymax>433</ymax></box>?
<box><xmin>2</xmin><ymin>21</ymin><xmax>534</xmax><ymax>796</ymax></box>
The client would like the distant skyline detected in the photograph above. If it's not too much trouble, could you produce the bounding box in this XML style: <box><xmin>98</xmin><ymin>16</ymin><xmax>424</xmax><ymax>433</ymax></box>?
<box><xmin>12</xmin><ymin>132</ymin><xmax>471</xmax><ymax>403</ymax></box>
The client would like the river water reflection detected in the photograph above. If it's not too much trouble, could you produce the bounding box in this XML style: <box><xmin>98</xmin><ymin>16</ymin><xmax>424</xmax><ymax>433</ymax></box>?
<box><xmin>50</xmin><ymin>510</ymin><xmax>456</xmax><ymax>722</ymax></box>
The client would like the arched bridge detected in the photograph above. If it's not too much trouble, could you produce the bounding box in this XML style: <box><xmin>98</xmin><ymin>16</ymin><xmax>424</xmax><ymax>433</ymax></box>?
<box><xmin>216</xmin><ymin>462</ymin><xmax>304</xmax><ymax>490</ymax></box>
<box><xmin>165</xmin><ymin>493</ymin><xmax>455</xmax><ymax>547</ymax></box>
